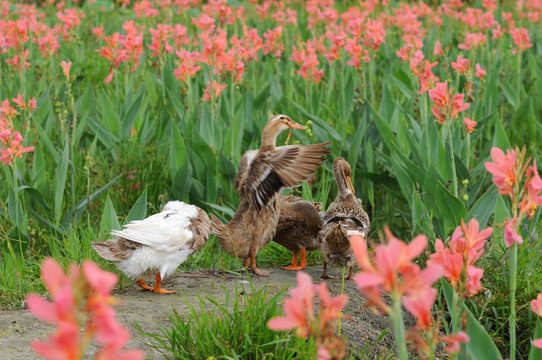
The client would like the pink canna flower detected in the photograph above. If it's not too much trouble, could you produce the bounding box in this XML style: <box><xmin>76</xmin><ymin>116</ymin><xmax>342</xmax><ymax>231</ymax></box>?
<box><xmin>202</xmin><ymin>80</ymin><xmax>227</xmax><ymax>102</ymax></box>
<box><xmin>533</xmin><ymin>339</ymin><xmax>542</xmax><ymax>349</ymax></box>
<box><xmin>518</xmin><ymin>160</ymin><xmax>542</xmax><ymax>219</ymax></box>
<box><xmin>0</xmin><ymin>130</ymin><xmax>35</xmax><ymax>166</ymax></box>
<box><xmin>318</xmin><ymin>281</ymin><xmax>348</xmax><ymax>326</ymax></box>
<box><xmin>402</xmin><ymin>287</ymin><xmax>437</xmax><ymax>330</ymax></box>
<box><xmin>268</xmin><ymin>271</ymin><xmax>347</xmax><ymax>359</ymax></box>
<box><xmin>27</xmin><ymin>258</ymin><xmax>144</xmax><ymax>360</ymax></box>
<box><xmin>510</xmin><ymin>27</ymin><xmax>533</xmax><ymax>52</ymax></box>
<box><xmin>12</xmin><ymin>94</ymin><xmax>26</xmax><ymax>110</ymax></box>
<box><xmin>532</xmin><ymin>293</ymin><xmax>542</xmax><ymax>318</ymax></box>
<box><xmin>451</xmin><ymin>55</ymin><xmax>469</xmax><ymax>74</ymax></box>
<box><xmin>61</xmin><ymin>60</ymin><xmax>72</xmax><ymax>79</ymax></box>
<box><xmin>350</xmin><ymin>228</ymin><xmax>440</xmax><ymax>314</ymax></box>
<box><xmin>475</xmin><ymin>63</ymin><xmax>487</xmax><ymax>79</ymax></box>
<box><xmin>433</xmin><ymin>40</ymin><xmax>444</xmax><ymax>56</ymax></box>
<box><xmin>441</xmin><ymin>331</ymin><xmax>470</xmax><ymax>354</ymax></box>
<box><xmin>174</xmin><ymin>49</ymin><xmax>201</xmax><ymax>83</ymax></box>
<box><xmin>428</xmin><ymin>219</ymin><xmax>492</xmax><ymax>297</ymax></box>
<box><xmin>485</xmin><ymin>147</ymin><xmax>518</xmax><ymax>196</ymax></box>
<box><xmin>262</xmin><ymin>26</ymin><xmax>284</xmax><ymax>59</ymax></box>
<box><xmin>464</xmin><ymin>117</ymin><xmax>476</xmax><ymax>133</ymax></box>
<box><xmin>504</xmin><ymin>217</ymin><xmax>523</xmax><ymax>247</ymax></box>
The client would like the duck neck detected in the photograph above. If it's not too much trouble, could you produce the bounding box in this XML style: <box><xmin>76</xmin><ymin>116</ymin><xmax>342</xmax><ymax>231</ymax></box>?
<box><xmin>259</xmin><ymin>123</ymin><xmax>282</xmax><ymax>152</ymax></box>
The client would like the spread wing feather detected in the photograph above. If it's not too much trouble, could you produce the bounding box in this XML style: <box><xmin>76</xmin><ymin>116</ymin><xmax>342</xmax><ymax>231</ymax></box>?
<box><xmin>240</xmin><ymin>142</ymin><xmax>330</xmax><ymax>210</ymax></box>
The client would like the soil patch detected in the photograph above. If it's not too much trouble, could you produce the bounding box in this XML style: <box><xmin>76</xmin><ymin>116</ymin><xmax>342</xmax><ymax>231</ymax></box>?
<box><xmin>0</xmin><ymin>266</ymin><xmax>408</xmax><ymax>359</ymax></box>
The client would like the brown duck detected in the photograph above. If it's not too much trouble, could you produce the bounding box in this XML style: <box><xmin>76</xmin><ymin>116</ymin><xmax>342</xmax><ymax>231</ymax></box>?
<box><xmin>235</xmin><ymin>153</ymin><xmax>323</xmax><ymax>271</ymax></box>
<box><xmin>211</xmin><ymin>114</ymin><xmax>330</xmax><ymax>276</ymax></box>
<box><xmin>273</xmin><ymin>195</ymin><xmax>322</xmax><ymax>270</ymax></box>
<box><xmin>319</xmin><ymin>157</ymin><xmax>370</xmax><ymax>280</ymax></box>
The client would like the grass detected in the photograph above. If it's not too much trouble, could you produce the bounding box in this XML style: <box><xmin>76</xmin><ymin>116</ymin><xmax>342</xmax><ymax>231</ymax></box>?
<box><xmin>138</xmin><ymin>279</ymin><xmax>318</xmax><ymax>360</ymax></box>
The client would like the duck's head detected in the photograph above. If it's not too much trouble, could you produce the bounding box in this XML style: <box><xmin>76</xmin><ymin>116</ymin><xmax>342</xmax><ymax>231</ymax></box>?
<box><xmin>333</xmin><ymin>157</ymin><xmax>355</xmax><ymax>195</ymax></box>
<box><xmin>261</xmin><ymin>114</ymin><xmax>306</xmax><ymax>149</ymax></box>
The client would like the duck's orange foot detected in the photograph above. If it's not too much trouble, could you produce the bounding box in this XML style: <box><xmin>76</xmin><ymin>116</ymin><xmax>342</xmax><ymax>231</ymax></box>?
<box><xmin>153</xmin><ymin>287</ymin><xmax>176</xmax><ymax>294</ymax></box>
<box><xmin>151</xmin><ymin>273</ymin><xmax>176</xmax><ymax>294</ymax></box>
<box><xmin>253</xmin><ymin>267</ymin><xmax>271</xmax><ymax>276</ymax></box>
<box><xmin>281</xmin><ymin>264</ymin><xmax>305</xmax><ymax>271</ymax></box>
<box><xmin>136</xmin><ymin>279</ymin><xmax>154</xmax><ymax>291</ymax></box>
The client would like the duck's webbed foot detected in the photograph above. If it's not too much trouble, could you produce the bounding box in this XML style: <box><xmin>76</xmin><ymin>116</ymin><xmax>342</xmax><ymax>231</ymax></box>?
<box><xmin>346</xmin><ymin>266</ymin><xmax>354</xmax><ymax>281</ymax></box>
<box><xmin>136</xmin><ymin>278</ymin><xmax>154</xmax><ymax>291</ymax></box>
<box><xmin>152</xmin><ymin>273</ymin><xmax>176</xmax><ymax>294</ymax></box>
<box><xmin>282</xmin><ymin>250</ymin><xmax>304</xmax><ymax>270</ymax></box>
<box><xmin>321</xmin><ymin>263</ymin><xmax>338</xmax><ymax>279</ymax></box>
<box><xmin>250</xmin><ymin>249</ymin><xmax>271</xmax><ymax>276</ymax></box>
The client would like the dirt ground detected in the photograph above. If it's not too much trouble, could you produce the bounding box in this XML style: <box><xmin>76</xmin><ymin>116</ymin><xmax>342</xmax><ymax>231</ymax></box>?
<box><xmin>0</xmin><ymin>266</ymin><xmax>408</xmax><ymax>359</ymax></box>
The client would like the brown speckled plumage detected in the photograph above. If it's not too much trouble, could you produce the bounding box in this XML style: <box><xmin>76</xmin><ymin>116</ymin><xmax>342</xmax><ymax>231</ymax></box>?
<box><xmin>319</xmin><ymin>157</ymin><xmax>370</xmax><ymax>280</ymax></box>
<box><xmin>211</xmin><ymin>114</ymin><xmax>330</xmax><ymax>276</ymax></box>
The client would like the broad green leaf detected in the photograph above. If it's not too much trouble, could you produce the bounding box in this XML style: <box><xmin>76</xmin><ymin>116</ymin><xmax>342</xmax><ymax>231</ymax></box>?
<box><xmin>171</xmin><ymin>161</ymin><xmax>193</xmax><ymax>202</ymax></box>
<box><xmin>435</xmin><ymin>182</ymin><xmax>466</xmax><ymax>237</ymax></box>
<box><xmin>347</xmin><ymin>121</ymin><xmax>366</xmax><ymax>172</ymax></box>
<box><xmin>169</xmin><ymin>121</ymin><xmax>188</xmax><ymax>180</ymax></box>
<box><xmin>99</xmin><ymin>195</ymin><xmax>121</xmax><ymax>234</ymax></box>
<box><xmin>61</xmin><ymin>174</ymin><xmax>123</xmax><ymax>227</ymax></box>
<box><xmin>121</xmin><ymin>90</ymin><xmax>144</xmax><ymax>139</ymax></box>
<box><xmin>493</xmin><ymin>117</ymin><xmax>512</xmax><ymax>150</ymax></box>
<box><xmin>466</xmin><ymin>185</ymin><xmax>498</xmax><ymax>228</ymax></box>
<box><xmin>529</xmin><ymin>318</ymin><xmax>542</xmax><ymax>359</ymax></box>
<box><xmin>502</xmin><ymin>80</ymin><xmax>519</xmax><ymax>109</ymax></box>
<box><xmin>442</xmin><ymin>281</ymin><xmax>503</xmax><ymax>360</ymax></box>
<box><xmin>54</xmin><ymin>138</ymin><xmax>70</xmax><ymax>224</ymax></box>
<box><xmin>124</xmin><ymin>188</ymin><xmax>147</xmax><ymax>224</ymax></box>
<box><xmin>370</xmin><ymin>104</ymin><xmax>398</xmax><ymax>153</ymax></box>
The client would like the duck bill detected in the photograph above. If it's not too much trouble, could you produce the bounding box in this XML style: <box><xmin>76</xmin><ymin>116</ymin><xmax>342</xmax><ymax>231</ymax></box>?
<box><xmin>288</xmin><ymin>121</ymin><xmax>307</xmax><ymax>130</ymax></box>
<box><xmin>346</xmin><ymin>174</ymin><xmax>355</xmax><ymax>194</ymax></box>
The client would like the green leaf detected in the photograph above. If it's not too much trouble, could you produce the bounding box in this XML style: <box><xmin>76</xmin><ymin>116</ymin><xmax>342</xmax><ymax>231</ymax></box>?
<box><xmin>169</xmin><ymin>121</ymin><xmax>188</xmax><ymax>180</ymax></box>
<box><xmin>466</xmin><ymin>185</ymin><xmax>498</xmax><ymax>228</ymax></box>
<box><xmin>54</xmin><ymin>137</ymin><xmax>70</xmax><ymax>224</ymax></box>
<box><xmin>370</xmin><ymin>104</ymin><xmax>398</xmax><ymax>153</ymax></box>
<box><xmin>121</xmin><ymin>90</ymin><xmax>144</xmax><ymax>139</ymax></box>
<box><xmin>99</xmin><ymin>195</ymin><xmax>121</xmax><ymax>234</ymax></box>
<box><xmin>529</xmin><ymin>318</ymin><xmax>542</xmax><ymax>359</ymax></box>
<box><xmin>124</xmin><ymin>188</ymin><xmax>147</xmax><ymax>224</ymax></box>
<box><xmin>442</xmin><ymin>281</ymin><xmax>503</xmax><ymax>360</ymax></box>
<box><xmin>502</xmin><ymin>80</ymin><xmax>519</xmax><ymax>109</ymax></box>
<box><xmin>61</xmin><ymin>174</ymin><xmax>123</xmax><ymax>227</ymax></box>
<box><xmin>435</xmin><ymin>182</ymin><xmax>466</xmax><ymax>237</ymax></box>
<box><xmin>493</xmin><ymin>117</ymin><xmax>511</xmax><ymax>150</ymax></box>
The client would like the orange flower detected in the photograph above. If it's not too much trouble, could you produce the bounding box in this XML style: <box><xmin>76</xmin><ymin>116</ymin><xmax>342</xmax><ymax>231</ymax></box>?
<box><xmin>464</xmin><ymin>117</ymin><xmax>477</xmax><ymax>133</ymax></box>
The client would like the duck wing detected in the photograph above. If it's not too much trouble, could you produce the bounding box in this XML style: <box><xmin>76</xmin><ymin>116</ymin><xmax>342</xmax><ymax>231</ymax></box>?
<box><xmin>111</xmin><ymin>204</ymin><xmax>205</xmax><ymax>253</ymax></box>
<box><xmin>240</xmin><ymin>142</ymin><xmax>330</xmax><ymax>211</ymax></box>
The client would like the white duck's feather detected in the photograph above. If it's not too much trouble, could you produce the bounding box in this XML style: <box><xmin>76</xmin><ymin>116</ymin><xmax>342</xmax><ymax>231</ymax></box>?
<box><xmin>111</xmin><ymin>201</ymin><xmax>198</xmax><ymax>253</ymax></box>
<box><xmin>116</xmin><ymin>244</ymin><xmax>194</xmax><ymax>280</ymax></box>
<box><xmin>92</xmin><ymin>200</ymin><xmax>211</xmax><ymax>282</ymax></box>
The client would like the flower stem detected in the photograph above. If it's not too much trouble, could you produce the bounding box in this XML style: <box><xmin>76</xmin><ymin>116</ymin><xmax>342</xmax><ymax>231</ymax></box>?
<box><xmin>390</xmin><ymin>291</ymin><xmax>408</xmax><ymax>360</ymax></box>
<box><xmin>447</xmin><ymin>123</ymin><xmax>458</xmax><ymax>197</ymax></box>
<box><xmin>509</xmin><ymin>242</ymin><xmax>518</xmax><ymax>360</ymax></box>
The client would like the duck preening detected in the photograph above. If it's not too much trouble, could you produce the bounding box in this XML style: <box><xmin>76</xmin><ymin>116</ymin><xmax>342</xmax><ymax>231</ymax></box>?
<box><xmin>211</xmin><ymin>114</ymin><xmax>330</xmax><ymax>276</ymax></box>
<box><xmin>92</xmin><ymin>201</ymin><xmax>211</xmax><ymax>294</ymax></box>
<box><xmin>272</xmin><ymin>195</ymin><xmax>322</xmax><ymax>270</ymax></box>
<box><xmin>319</xmin><ymin>157</ymin><xmax>370</xmax><ymax>280</ymax></box>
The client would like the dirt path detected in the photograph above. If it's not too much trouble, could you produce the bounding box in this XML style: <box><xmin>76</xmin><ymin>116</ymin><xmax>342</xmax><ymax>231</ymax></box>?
<box><xmin>0</xmin><ymin>266</ymin><xmax>404</xmax><ymax>359</ymax></box>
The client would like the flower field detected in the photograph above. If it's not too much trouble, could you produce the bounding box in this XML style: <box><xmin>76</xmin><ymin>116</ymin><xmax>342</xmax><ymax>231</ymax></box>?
<box><xmin>1</xmin><ymin>0</ymin><xmax>542</xmax><ymax>359</ymax></box>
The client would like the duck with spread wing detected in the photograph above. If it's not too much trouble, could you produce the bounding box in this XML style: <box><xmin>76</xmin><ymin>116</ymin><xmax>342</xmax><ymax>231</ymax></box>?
<box><xmin>211</xmin><ymin>114</ymin><xmax>330</xmax><ymax>276</ymax></box>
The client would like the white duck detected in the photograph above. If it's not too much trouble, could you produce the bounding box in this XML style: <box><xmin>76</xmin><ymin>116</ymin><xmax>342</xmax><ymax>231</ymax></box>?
<box><xmin>92</xmin><ymin>201</ymin><xmax>211</xmax><ymax>294</ymax></box>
